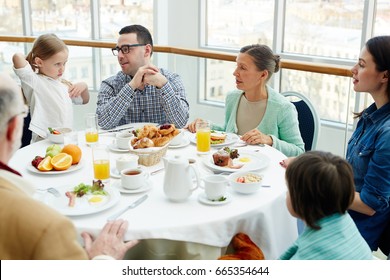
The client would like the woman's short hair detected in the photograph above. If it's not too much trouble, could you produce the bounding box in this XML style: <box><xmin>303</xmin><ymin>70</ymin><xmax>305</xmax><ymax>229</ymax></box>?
<box><xmin>240</xmin><ymin>44</ymin><xmax>280</xmax><ymax>81</ymax></box>
<box><xmin>285</xmin><ymin>151</ymin><xmax>355</xmax><ymax>230</ymax></box>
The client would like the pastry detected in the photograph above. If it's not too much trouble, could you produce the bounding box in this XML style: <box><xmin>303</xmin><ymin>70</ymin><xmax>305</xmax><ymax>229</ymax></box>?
<box><xmin>212</xmin><ymin>150</ymin><xmax>231</xmax><ymax>167</ymax></box>
<box><xmin>133</xmin><ymin>137</ymin><xmax>154</xmax><ymax>149</ymax></box>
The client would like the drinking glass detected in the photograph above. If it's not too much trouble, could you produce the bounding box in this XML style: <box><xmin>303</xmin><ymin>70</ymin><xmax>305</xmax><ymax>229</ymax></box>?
<box><xmin>196</xmin><ymin>120</ymin><xmax>211</xmax><ymax>153</ymax></box>
<box><xmin>85</xmin><ymin>113</ymin><xmax>99</xmax><ymax>144</ymax></box>
<box><xmin>92</xmin><ymin>145</ymin><xmax>110</xmax><ymax>181</ymax></box>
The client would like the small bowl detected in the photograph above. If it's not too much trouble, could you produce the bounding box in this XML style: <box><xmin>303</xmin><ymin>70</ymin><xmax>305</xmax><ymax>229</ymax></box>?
<box><xmin>48</xmin><ymin>127</ymin><xmax>72</xmax><ymax>144</ymax></box>
<box><xmin>228</xmin><ymin>171</ymin><xmax>263</xmax><ymax>194</ymax></box>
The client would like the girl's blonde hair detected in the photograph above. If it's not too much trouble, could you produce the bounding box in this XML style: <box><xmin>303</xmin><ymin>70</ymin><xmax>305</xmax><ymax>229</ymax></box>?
<box><xmin>26</xmin><ymin>33</ymin><xmax>68</xmax><ymax>72</ymax></box>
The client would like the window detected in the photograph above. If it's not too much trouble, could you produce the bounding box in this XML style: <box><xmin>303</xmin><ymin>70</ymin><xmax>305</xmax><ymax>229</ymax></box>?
<box><xmin>284</xmin><ymin>0</ymin><xmax>364</xmax><ymax>60</ymax></box>
<box><xmin>205</xmin><ymin>0</ymin><xmax>274</xmax><ymax>49</ymax></box>
<box><xmin>202</xmin><ymin>0</ymin><xmax>384</xmax><ymax>125</ymax></box>
<box><xmin>99</xmin><ymin>0</ymin><xmax>154</xmax><ymax>40</ymax></box>
<box><xmin>374</xmin><ymin>0</ymin><xmax>390</xmax><ymax>36</ymax></box>
<box><xmin>0</xmin><ymin>0</ymin><xmax>153</xmax><ymax>90</ymax></box>
<box><xmin>30</xmin><ymin>0</ymin><xmax>91</xmax><ymax>38</ymax></box>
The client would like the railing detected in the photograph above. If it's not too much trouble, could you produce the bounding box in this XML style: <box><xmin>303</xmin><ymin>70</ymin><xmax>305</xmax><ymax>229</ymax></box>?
<box><xmin>0</xmin><ymin>35</ymin><xmax>352</xmax><ymax>77</ymax></box>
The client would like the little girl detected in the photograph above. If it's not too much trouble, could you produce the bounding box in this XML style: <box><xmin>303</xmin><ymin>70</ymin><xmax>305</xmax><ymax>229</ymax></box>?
<box><xmin>280</xmin><ymin>151</ymin><xmax>372</xmax><ymax>259</ymax></box>
<box><xmin>13</xmin><ymin>33</ymin><xmax>89</xmax><ymax>143</ymax></box>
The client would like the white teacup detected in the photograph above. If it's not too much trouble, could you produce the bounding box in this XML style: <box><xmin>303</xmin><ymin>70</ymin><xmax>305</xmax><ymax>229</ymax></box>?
<box><xmin>121</xmin><ymin>167</ymin><xmax>149</xmax><ymax>190</ymax></box>
<box><xmin>115</xmin><ymin>132</ymin><xmax>133</xmax><ymax>150</ymax></box>
<box><xmin>169</xmin><ymin>129</ymin><xmax>184</xmax><ymax>146</ymax></box>
<box><xmin>116</xmin><ymin>154</ymin><xmax>139</xmax><ymax>173</ymax></box>
<box><xmin>201</xmin><ymin>175</ymin><xmax>228</xmax><ymax>200</ymax></box>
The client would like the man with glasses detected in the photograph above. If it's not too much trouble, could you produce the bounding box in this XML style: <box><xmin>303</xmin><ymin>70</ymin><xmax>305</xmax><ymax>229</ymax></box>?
<box><xmin>96</xmin><ymin>24</ymin><xmax>189</xmax><ymax>130</ymax></box>
<box><xmin>0</xmin><ymin>73</ymin><xmax>138</xmax><ymax>259</ymax></box>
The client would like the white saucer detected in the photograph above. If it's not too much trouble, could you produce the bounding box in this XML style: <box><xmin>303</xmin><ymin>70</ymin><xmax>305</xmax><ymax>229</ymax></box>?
<box><xmin>197</xmin><ymin>192</ymin><xmax>232</xmax><ymax>206</ymax></box>
<box><xmin>169</xmin><ymin>138</ymin><xmax>190</xmax><ymax>149</ymax></box>
<box><xmin>110</xmin><ymin>168</ymin><xmax>121</xmax><ymax>179</ymax></box>
<box><xmin>108</xmin><ymin>143</ymin><xmax>129</xmax><ymax>153</ymax></box>
<box><xmin>112</xmin><ymin>180</ymin><xmax>153</xmax><ymax>194</ymax></box>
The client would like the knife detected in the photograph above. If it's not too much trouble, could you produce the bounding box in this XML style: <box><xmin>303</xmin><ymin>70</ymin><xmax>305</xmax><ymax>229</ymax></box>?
<box><xmin>107</xmin><ymin>194</ymin><xmax>148</xmax><ymax>221</ymax></box>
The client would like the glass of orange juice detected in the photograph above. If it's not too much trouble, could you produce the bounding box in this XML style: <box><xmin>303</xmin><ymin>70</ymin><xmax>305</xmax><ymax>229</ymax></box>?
<box><xmin>85</xmin><ymin>113</ymin><xmax>99</xmax><ymax>145</ymax></box>
<box><xmin>196</xmin><ymin>120</ymin><xmax>211</xmax><ymax>154</ymax></box>
<box><xmin>92</xmin><ymin>145</ymin><xmax>110</xmax><ymax>181</ymax></box>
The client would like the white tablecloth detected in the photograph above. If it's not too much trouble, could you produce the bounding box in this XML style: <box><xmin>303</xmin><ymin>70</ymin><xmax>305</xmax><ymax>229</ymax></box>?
<box><xmin>9</xmin><ymin>131</ymin><xmax>297</xmax><ymax>259</ymax></box>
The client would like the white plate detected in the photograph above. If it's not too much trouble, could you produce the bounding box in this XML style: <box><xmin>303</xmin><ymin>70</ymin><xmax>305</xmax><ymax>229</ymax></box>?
<box><xmin>27</xmin><ymin>160</ymin><xmax>84</xmax><ymax>175</ymax></box>
<box><xmin>203</xmin><ymin>152</ymin><xmax>270</xmax><ymax>173</ymax></box>
<box><xmin>131</xmin><ymin>122</ymin><xmax>158</xmax><ymax>129</ymax></box>
<box><xmin>37</xmin><ymin>185</ymin><xmax>120</xmax><ymax>216</ymax></box>
<box><xmin>190</xmin><ymin>132</ymin><xmax>239</xmax><ymax>147</ymax></box>
<box><xmin>169</xmin><ymin>137</ymin><xmax>190</xmax><ymax>149</ymax></box>
<box><xmin>197</xmin><ymin>192</ymin><xmax>232</xmax><ymax>206</ymax></box>
<box><xmin>108</xmin><ymin>143</ymin><xmax>129</xmax><ymax>153</ymax></box>
<box><xmin>111</xmin><ymin>180</ymin><xmax>153</xmax><ymax>194</ymax></box>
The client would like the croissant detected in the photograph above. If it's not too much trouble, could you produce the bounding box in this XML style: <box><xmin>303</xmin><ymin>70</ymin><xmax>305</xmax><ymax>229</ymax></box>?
<box><xmin>152</xmin><ymin>136</ymin><xmax>170</xmax><ymax>147</ymax></box>
<box><xmin>138</xmin><ymin>125</ymin><xmax>156</xmax><ymax>139</ymax></box>
<box><xmin>133</xmin><ymin>137</ymin><xmax>154</xmax><ymax>149</ymax></box>
<box><xmin>167</xmin><ymin>128</ymin><xmax>180</xmax><ymax>139</ymax></box>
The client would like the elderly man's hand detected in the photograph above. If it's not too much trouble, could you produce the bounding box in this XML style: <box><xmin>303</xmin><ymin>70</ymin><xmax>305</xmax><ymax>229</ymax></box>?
<box><xmin>81</xmin><ymin>219</ymin><xmax>139</xmax><ymax>260</ymax></box>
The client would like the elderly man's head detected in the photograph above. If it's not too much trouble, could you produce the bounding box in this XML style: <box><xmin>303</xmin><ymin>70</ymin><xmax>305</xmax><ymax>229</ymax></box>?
<box><xmin>0</xmin><ymin>73</ymin><xmax>26</xmax><ymax>159</ymax></box>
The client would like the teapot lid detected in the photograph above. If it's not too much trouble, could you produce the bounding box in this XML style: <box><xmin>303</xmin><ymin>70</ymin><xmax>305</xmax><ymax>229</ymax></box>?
<box><xmin>166</xmin><ymin>154</ymin><xmax>187</xmax><ymax>164</ymax></box>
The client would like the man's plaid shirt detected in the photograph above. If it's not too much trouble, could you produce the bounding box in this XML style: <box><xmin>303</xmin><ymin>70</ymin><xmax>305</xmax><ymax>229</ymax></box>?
<box><xmin>96</xmin><ymin>68</ymin><xmax>189</xmax><ymax>130</ymax></box>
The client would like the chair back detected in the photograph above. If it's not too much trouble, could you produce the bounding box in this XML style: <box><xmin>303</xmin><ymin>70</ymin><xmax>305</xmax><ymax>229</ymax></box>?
<box><xmin>21</xmin><ymin>112</ymin><xmax>32</xmax><ymax>147</ymax></box>
<box><xmin>281</xmin><ymin>91</ymin><xmax>320</xmax><ymax>151</ymax></box>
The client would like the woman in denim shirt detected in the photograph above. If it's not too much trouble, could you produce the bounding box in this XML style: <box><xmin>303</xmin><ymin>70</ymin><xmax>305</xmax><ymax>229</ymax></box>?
<box><xmin>347</xmin><ymin>36</ymin><xmax>390</xmax><ymax>251</ymax></box>
<box><xmin>281</xmin><ymin>36</ymin><xmax>390</xmax><ymax>252</ymax></box>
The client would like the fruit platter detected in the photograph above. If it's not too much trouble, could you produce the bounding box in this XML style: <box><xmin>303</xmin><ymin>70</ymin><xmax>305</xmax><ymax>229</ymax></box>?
<box><xmin>28</xmin><ymin>144</ymin><xmax>83</xmax><ymax>174</ymax></box>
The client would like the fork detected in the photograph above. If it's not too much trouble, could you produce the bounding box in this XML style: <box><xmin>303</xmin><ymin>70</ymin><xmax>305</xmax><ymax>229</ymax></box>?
<box><xmin>36</xmin><ymin>188</ymin><xmax>61</xmax><ymax>197</ymax></box>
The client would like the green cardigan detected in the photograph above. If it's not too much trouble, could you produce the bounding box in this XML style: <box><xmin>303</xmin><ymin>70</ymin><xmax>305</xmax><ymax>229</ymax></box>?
<box><xmin>212</xmin><ymin>86</ymin><xmax>305</xmax><ymax>157</ymax></box>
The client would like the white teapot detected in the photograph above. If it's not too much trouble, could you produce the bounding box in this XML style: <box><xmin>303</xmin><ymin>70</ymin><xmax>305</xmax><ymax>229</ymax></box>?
<box><xmin>163</xmin><ymin>155</ymin><xmax>200</xmax><ymax>202</ymax></box>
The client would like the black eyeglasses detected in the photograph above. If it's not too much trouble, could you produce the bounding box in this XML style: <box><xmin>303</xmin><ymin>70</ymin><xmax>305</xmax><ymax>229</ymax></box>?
<box><xmin>111</xmin><ymin>44</ymin><xmax>147</xmax><ymax>56</ymax></box>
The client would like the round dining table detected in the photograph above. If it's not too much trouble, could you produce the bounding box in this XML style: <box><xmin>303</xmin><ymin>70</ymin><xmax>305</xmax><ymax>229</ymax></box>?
<box><xmin>9</xmin><ymin>128</ymin><xmax>298</xmax><ymax>260</ymax></box>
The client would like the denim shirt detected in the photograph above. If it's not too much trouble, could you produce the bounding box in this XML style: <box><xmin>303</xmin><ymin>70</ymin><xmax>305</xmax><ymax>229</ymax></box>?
<box><xmin>346</xmin><ymin>102</ymin><xmax>390</xmax><ymax>250</ymax></box>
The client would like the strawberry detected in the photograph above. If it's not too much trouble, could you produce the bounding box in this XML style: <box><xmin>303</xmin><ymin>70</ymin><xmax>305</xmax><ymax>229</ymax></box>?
<box><xmin>48</xmin><ymin>127</ymin><xmax>61</xmax><ymax>134</ymax></box>
<box><xmin>31</xmin><ymin>156</ymin><xmax>44</xmax><ymax>169</ymax></box>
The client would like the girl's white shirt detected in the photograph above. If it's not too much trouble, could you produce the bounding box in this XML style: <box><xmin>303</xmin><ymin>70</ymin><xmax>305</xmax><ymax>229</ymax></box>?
<box><xmin>13</xmin><ymin>64</ymin><xmax>82</xmax><ymax>138</ymax></box>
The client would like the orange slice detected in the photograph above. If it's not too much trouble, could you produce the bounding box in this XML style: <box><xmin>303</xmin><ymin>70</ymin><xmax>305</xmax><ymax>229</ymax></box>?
<box><xmin>51</xmin><ymin>153</ymin><xmax>72</xmax><ymax>171</ymax></box>
<box><xmin>37</xmin><ymin>156</ymin><xmax>53</xmax><ymax>171</ymax></box>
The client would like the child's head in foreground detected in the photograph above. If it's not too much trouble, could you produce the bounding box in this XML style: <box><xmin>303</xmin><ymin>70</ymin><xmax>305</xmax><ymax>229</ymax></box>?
<box><xmin>285</xmin><ymin>151</ymin><xmax>355</xmax><ymax>230</ymax></box>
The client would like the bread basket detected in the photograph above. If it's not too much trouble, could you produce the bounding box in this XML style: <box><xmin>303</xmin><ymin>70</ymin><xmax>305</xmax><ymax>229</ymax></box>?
<box><xmin>128</xmin><ymin>144</ymin><xmax>169</xmax><ymax>166</ymax></box>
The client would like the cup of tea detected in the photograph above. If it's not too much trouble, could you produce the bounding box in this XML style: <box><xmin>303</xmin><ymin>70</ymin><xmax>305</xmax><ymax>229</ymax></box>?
<box><xmin>121</xmin><ymin>167</ymin><xmax>149</xmax><ymax>190</ymax></box>
<box><xmin>85</xmin><ymin>113</ymin><xmax>99</xmax><ymax>145</ymax></box>
<box><xmin>201</xmin><ymin>175</ymin><xmax>228</xmax><ymax>200</ymax></box>
<box><xmin>115</xmin><ymin>132</ymin><xmax>133</xmax><ymax>150</ymax></box>
<box><xmin>196</xmin><ymin>120</ymin><xmax>211</xmax><ymax>153</ymax></box>
<box><xmin>92</xmin><ymin>145</ymin><xmax>110</xmax><ymax>182</ymax></box>
<box><xmin>116</xmin><ymin>154</ymin><xmax>139</xmax><ymax>173</ymax></box>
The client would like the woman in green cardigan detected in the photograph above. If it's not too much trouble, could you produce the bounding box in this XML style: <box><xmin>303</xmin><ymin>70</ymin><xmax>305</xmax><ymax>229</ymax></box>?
<box><xmin>187</xmin><ymin>44</ymin><xmax>304</xmax><ymax>157</ymax></box>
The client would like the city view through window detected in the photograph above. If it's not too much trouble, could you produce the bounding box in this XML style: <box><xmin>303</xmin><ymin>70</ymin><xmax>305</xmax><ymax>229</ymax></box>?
<box><xmin>204</xmin><ymin>0</ymin><xmax>390</xmax><ymax>124</ymax></box>
<box><xmin>0</xmin><ymin>0</ymin><xmax>389</xmax><ymax>125</ymax></box>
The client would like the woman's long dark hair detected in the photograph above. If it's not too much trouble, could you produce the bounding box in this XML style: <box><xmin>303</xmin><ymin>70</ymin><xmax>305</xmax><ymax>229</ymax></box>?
<box><xmin>354</xmin><ymin>36</ymin><xmax>390</xmax><ymax>118</ymax></box>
